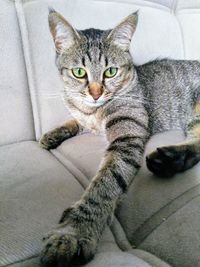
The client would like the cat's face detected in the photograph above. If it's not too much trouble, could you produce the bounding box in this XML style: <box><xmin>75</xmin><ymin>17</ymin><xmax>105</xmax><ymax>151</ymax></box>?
<box><xmin>48</xmin><ymin>10</ymin><xmax>138</xmax><ymax>108</ymax></box>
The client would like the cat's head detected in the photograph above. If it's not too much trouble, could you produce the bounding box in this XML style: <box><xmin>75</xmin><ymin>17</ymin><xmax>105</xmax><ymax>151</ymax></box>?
<box><xmin>48</xmin><ymin>9</ymin><xmax>138</xmax><ymax>109</ymax></box>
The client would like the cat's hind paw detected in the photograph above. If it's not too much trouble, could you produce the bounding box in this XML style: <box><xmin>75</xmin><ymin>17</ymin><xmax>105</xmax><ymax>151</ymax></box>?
<box><xmin>146</xmin><ymin>145</ymin><xmax>200</xmax><ymax>177</ymax></box>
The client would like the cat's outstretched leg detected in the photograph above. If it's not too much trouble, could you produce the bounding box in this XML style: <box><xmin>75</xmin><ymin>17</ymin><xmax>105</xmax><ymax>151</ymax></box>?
<box><xmin>40</xmin><ymin>131</ymin><xmax>147</xmax><ymax>266</ymax></box>
<box><xmin>146</xmin><ymin>111</ymin><xmax>200</xmax><ymax>177</ymax></box>
<box><xmin>39</xmin><ymin>119</ymin><xmax>83</xmax><ymax>150</ymax></box>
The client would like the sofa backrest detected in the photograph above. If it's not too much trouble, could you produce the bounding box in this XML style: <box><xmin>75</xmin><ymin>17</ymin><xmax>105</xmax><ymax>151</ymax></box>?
<box><xmin>0</xmin><ymin>0</ymin><xmax>35</xmax><ymax>146</ymax></box>
<box><xmin>1</xmin><ymin>0</ymin><xmax>200</xmax><ymax>145</ymax></box>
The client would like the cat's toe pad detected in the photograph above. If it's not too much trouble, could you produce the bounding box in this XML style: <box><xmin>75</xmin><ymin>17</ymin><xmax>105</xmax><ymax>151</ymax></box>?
<box><xmin>146</xmin><ymin>145</ymin><xmax>200</xmax><ymax>177</ymax></box>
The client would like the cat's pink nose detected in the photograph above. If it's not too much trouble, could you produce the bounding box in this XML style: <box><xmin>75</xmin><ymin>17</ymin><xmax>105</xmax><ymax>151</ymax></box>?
<box><xmin>92</xmin><ymin>94</ymin><xmax>101</xmax><ymax>100</ymax></box>
<box><xmin>89</xmin><ymin>82</ymin><xmax>103</xmax><ymax>101</ymax></box>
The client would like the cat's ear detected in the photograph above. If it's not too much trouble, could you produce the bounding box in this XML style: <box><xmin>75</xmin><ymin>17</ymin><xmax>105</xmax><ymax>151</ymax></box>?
<box><xmin>107</xmin><ymin>12</ymin><xmax>138</xmax><ymax>51</ymax></box>
<box><xmin>48</xmin><ymin>8</ymin><xmax>81</xmax><ymax>53</ymax></box>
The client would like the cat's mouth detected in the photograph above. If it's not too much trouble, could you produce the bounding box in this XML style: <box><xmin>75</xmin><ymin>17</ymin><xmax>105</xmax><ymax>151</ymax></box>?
<box><xmin>83</xmin><ymin>93</ymin><xmax>112</xmax><ymax>108</ymax></box>
<box><xmin>84</xmin><ymin>99</ymin><xmax>106</xmax><ymax>107</ymax></box>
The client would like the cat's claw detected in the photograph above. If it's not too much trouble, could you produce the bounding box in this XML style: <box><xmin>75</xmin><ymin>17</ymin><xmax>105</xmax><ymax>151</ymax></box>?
<box><xmin>40</xmin><ymin>225</ymin><xmax>96</xmax><ymax>267</ymax></box>
<box><xmin>146</xmin><ymin>145</ymin><xmax>200</xmax><ymax>177</ymax></box>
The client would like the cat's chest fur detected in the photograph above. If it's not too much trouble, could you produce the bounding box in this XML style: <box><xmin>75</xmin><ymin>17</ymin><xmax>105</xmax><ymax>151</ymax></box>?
<box><xmin>68</xmin><ymin>105</ymin><xmax>104</xmax><ymax>134</ymax></box>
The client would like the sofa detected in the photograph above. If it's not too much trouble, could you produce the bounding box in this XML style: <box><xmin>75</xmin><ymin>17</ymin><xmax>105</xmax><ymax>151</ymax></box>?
<box><xmin>1</xmin><ymin>0</ymin><xmax>200</xmax><ymax>266</ymax></box>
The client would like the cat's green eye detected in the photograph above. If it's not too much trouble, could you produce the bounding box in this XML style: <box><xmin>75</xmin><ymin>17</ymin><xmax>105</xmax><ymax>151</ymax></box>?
<box><xmin>72</xmin><ymin>68</ymin><xmax>86</xmax><ymax>78</ymax></box>
<box><xmin>104</xmin><ymin>67</ymin><xmax>118</xmax><ymax>78</ymax></box>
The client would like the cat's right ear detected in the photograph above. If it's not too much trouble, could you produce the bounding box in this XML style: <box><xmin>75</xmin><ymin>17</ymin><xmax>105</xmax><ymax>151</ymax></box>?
<box><xmin>48</xmin><ymin>8</ymin><xmax>81</xmax><ymax>53</ymax></box>
<box><xmin>107</xmin><ymin>12</ymin><xmax>138</xmax><ymax>51</ymax></box>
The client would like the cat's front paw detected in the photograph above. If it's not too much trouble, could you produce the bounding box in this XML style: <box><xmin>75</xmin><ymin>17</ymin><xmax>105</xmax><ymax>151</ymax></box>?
<box><xmin>41</xmin><ymin>206</ymin><xmax>98</xmax><ymax>267</ymax></box>
<box><xmin>40</xmin><ymin>224</ymin><xmax>97</xmax><ymax>267</ymax></box>
<box><xmin>39</xmin><ymin>131</ymin><xmax>62</xmax><ymax>150</ymax></box>
<box><xmin>146</xmin><ymin>145</ymin><xmax>200</xmax><ymax>177</ymax></box>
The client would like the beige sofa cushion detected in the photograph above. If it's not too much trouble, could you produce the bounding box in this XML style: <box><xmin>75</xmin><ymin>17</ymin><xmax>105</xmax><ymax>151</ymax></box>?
<box><xmin>0</xmin><ymin>141</ymin><xmax>83</xmax><ymax>266</ymax></box>
<box><xmin>0</xmin><ymin>0</ymin><xmax>34</xmax><ymax>145</ymax></box>
<box><xmin>117</xmin><ymin>131</ymin><xmax>200</xmax><ymax>267</ymax></box>
<box><xmin>0</xmin><ymin>140</ymin><xmax>170</xmax><ymax>267</ymax></box>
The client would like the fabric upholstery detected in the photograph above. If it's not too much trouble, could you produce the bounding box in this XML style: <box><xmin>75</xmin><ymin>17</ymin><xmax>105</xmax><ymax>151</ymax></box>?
<box><xmin>0</xmin><ymin>141</ymin><xmax>168</xmax><ymax>267</ymax></box>
<box><xmin>50</xmin><ymin>130</ymin><xmax>200</xmax><ymax>266</ymax></box>
<box><xmin>0</xmin><ymin>0</ymin><xmax>34</xmax><ymax>145</ymax></box>
<box><xmin>4</xmin><ymin>228</ymin><xmax>167</xmax><ymax>267</ymax></box>
<box><xmin>52</xmin><ymin>133</ymin><xmax>107</xmax><ymax>183</ymax></box>
<box><xmin>176</xmin><ymin>0</ymin><xmax>200</xmax><ymax>10</ymax></box>
<box><xmin>1</xmin><ymin>0</ymin><xmax>200</xmax><ymax>266</ymax></box>
<box><xmin>0</xmin><ymin>141</ymin><xmax>84</xmax><ymax>266</ymax></box>
<box><xmin>117</xmin><ymin>131</ymin><xmax>200</xmax><ymax>267</ymax></box>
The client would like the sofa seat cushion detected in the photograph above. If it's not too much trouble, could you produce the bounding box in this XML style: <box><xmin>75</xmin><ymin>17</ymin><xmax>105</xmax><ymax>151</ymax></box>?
<box><xmin>3</xmin><ymin>227</ymin><xmax>169</xmax><ymax>267</ymax></box>
<box><xmin>0</xmin><ymin>140</ymin><xmax>170</xmax><ymax>267</ymax></box>
<box><xmin>0</xmin><ymin>141</ymin><xmax>84</xmax><ymax>266</ymax></box>
<box><xmin>51</xmin><ymin>132</ymin><xmax>108</xmax><ymax>186</ymax></box>
<box><xmin>51</xmin><ymin>130</ymin><xmax>200</xmax><ymax>267</ymax></box>
<box><xmin>116</xmin><ymin>130</ymin><xmax>200</xmax><ymax>267</ymax></box>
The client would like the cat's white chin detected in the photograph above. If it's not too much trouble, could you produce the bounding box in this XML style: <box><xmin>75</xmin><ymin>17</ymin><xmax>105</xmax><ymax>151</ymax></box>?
<box><xmin>84</xmin><ymin>100</ymin><xmax>105</xmax><ymax>108</ymax></box>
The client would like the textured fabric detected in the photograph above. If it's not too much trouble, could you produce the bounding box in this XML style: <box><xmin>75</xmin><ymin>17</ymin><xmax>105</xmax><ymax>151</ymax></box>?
<box><xmin>49</xmin><ymin>130</ymin><xmax>200</xmax><ymax>266</ymax></box>
<box><xmin>4</xmin><ymin>257</ymin><xmax>40</xmax><ymax>267</ymax></box>
<box><xmin>85</xmin><ymin>252</ymin><xmax>151</xmax><ymax>267</ymax></box>
<box><xmin>176</xmin><ymin>0</ymin><xmax>200</xmax><ymax>11</ymax></box>
<box><xmin>0</xmin><ymin>141</ymin><xmax>167</xmax><ymax>267</ymax></box>
<box><xmin>19</xmin><ymin>0</ymin><xmax>71</xmax><ymax>139</ymax></box>
<box><xmin>131</xmin><ymin>249</ymin><xmax>171</xmax><ymax>267</ymax></box>
<box><xmin>52</xmin><ymin>132</ymin><xmax>108</xmax><ymax>181</ymax></box>
<box><xmin>48</xmin><ymin>129</ymin><xmax>200</xmax><ymax>267</ymax></box>
<box><xmin>5</xmin><ymin>228</ymin><xmax>170</xmax><ymax>267</ymax></box>
<box><xmin>177</xmin><ymin>13</ymin><xmax>200</xmax><ymax>59</ymax></box>
<box><xmin>0</xmin><ymin>0</ymin><xmax>34</xmax><ymax>145</ymax></box>
<box><xmin>116</xmin><ymin>130</ymin><xmax>200</xmax><ymax>266</ymax></box>
<box><xmin>0</xmin><ymin>151</ymin><xmax>162</xmax><ymax>267</ymax></box>
<box><xmin>0</xmin><ymin>142</ymin><xmax>84</xmax><ymax>266</ymax></box>
<box><xmin>139</xmin><ymin>196</ymin><xmax>200</xmax><ymax>267</ymax></box>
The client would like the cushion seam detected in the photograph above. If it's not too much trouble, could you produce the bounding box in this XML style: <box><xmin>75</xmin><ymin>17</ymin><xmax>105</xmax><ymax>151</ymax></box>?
<box><xmin>51</xmin><ymin>149</ymin><xmax>89</xmax><ymax>189</ymax></box>
<box><xmin>50</xmin><ymin>150</ymin><xmax>86</xmax><ymax>189</ymax></box>
<box><xmin>15</xmin><ymin>0</ymin><xmax>42</xmax><ymax>140</ymax></box>
<box><xmin>171</xmin><ymin>0</ymin><xmax>177</xmax><ymax>13</ymax></box>
<box><xmin>132</xmin><ymin>183</ymin><xmax>200</xmax><ymax>246</ymax></box>
<box><xmin>139</xmin><ymin>193</ymin><xmax>200</xmax><ymax>246</ymax></box>
<box><xmin>0</xmin><ymin>139</ymin><xmax>35</xmax><ymax>149</ymax></box>
<box><xmin>2</xmin><ymin>255</ymin><xmax>39</xmax><ymax>267</ymax></box>
<box><xmin>54</xmin><ymin>149</ymin><xmax>89</xmax><ymax>180</ymax></box>
<box><xmin>173</xmin><ymin>0</ymin><xmax>186</xmax><ymax>58</ymax></box>
<box><xmin>174</xmin><ymin>16</ymin><xmax>185</xmax><ymax>58</ymax></box>
<box><xmin>0</xmin><ymin>140</ymin><xmax>85</xmax><ymax>189</ymax></box>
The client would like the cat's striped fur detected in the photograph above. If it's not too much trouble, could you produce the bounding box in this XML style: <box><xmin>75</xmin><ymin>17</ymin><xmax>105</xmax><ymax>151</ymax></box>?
<box><xmin>40</xmin><ymin>10</ymin><xmax>200</xmax><ymax>267</ymax></box>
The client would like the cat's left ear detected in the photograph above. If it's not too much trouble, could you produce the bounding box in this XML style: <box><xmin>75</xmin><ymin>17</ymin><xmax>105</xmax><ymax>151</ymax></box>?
<box><xmin>107</xmin><ymin>12</ymin><xmax>138</xmax><ymax>51</ymax></box>
<box><xmin>48</xmin><ymin>8</ymin><xmax>81</xmax><ymax>53</ymax></box>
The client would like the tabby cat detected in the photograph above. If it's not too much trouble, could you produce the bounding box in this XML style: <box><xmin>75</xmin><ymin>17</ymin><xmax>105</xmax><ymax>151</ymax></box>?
<box><xmin>40</xmin><ymin>9</ymin><xmax>200</xmax><ymax>267</ymax></box>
